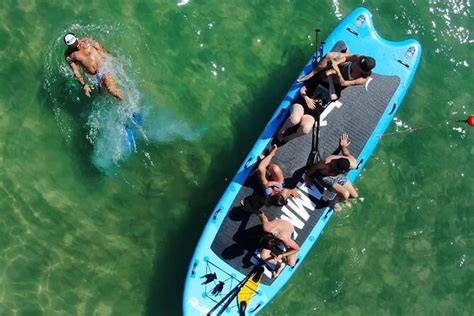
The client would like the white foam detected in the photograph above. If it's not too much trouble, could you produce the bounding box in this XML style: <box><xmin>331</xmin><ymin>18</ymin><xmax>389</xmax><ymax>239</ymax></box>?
<box><xmin>177</xmin><ymin>0</ymin><xmax>190</xmax><ymax>7</ymax></box>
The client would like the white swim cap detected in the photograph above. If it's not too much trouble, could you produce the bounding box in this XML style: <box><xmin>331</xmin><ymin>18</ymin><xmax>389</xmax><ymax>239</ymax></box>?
<box><xmin>64</xmin><ymin>33</ymin><xmax>78</xmax><ymax>46</ymax></box>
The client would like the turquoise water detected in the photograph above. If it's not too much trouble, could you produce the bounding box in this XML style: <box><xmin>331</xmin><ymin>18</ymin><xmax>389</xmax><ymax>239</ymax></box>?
<box><xmin>0</xmin><ymin>0</ymin><xmax>472</xmax><ymax>315</ymax></box>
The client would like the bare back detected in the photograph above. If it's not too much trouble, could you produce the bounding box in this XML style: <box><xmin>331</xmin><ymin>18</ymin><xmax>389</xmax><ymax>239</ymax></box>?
<box><xmin>263</xmin><ymin>219</ymin><xmax>294</xmax><ymax>242</ymax></box>
<box><xmin>65</xmin><ymin>38</ymin><xmax>108</xmax><ymax>74</ymax></box>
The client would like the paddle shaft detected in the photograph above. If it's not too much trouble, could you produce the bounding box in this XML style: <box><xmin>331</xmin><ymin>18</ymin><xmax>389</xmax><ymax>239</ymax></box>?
<box><xmin>208</xmin><ymin>266</ymin><xmax>257</xmax><ymax>315</ymax></box>
<box><xmin>307</xmin><ymin>32</ymin><xmax>324</xmax><ymax>166</ymax></box>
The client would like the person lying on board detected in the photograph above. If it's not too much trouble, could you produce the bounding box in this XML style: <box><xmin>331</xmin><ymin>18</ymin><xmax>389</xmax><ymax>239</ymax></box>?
<box><xmin>298</xmin><ymin>51</ymin><xmax>376</xmax><ymax>91</ymax></box>
<box><xmin>305</xmin><ymin>133</ymin><xmax>359</xmax><ymax>212</ymax></box>
<box><xmin>257</xmin><ymin>210</ymin><xmax>300</xmax><ymax>278</ymax></box>
<box><xmin>277</xmin><ymin>53</ymin><xmax>376</xmax><ymax>143</ymax></box>
<box><xmin>64</xmin><ymin>33</ymin><xmax>124</xmax><ymax>100</ymax></box>
<box><xmin>258</xmin><ymin>144</ymin><xmax>301</xmax><ymax>206</ymax></box>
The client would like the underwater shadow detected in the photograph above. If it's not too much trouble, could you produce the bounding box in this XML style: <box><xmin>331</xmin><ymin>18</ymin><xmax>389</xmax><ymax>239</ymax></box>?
<box><xmin>144</xmin><ymin>45</ymin><xmax>310</xmax><ymax>315</ymax></box>
<box><xmin>38</xmin><ymin>76</ymin><xmax>102</xmax><ymax>178</ymax></box>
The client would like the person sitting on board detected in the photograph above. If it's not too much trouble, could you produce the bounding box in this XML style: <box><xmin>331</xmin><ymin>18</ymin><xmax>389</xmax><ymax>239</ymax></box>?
<box><xmin>257</xmin><ymin>210</ymin><xmax>300</xmax><ymax>278</ymax></box>
<box><xmin>63</xmin><ymin>33</ymin><xmax>124</xmax><ymax>100</ymax></box>
<box><xmin>257</xmin><ymin>144</ymin><xmax>301</xmax><ymax>207</ymax></box>
<box><xmin>276</xmin><ymin>53</ymin><xmax>376</xmax><ymax>143</ymax></box>
<box><xmin>305</xmin><ymin>133</ymin><xmax>358</xmax><ymax>212</ymax></box>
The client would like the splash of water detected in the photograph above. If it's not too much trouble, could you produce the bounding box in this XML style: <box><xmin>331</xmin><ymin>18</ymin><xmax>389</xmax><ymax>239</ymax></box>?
<box><xmin>43</xmin><ymin>23</ymin><xmax>204</xmax><ymax>175</ymax></box>
<box><xmin>43</xmin><ymin>23</ymin><xmax>144</xmax><ymax>174</ymax></box>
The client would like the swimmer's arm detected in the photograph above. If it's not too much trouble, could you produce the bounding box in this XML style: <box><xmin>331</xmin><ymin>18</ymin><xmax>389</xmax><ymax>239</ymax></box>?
<box><xmin>67</xmin><ymin>59</ymin><xmax>87</xmax><ymax>87</ymax></box>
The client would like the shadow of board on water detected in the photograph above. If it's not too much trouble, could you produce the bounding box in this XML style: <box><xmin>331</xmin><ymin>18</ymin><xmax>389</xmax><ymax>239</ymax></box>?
<box><xmin>144</xmin><ymin>45</ymin><xmax>308</xmax><ymax>314</ymax></box>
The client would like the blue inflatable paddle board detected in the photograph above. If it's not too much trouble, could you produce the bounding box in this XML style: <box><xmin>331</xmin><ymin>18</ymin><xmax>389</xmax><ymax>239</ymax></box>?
<box><xmin>183</xmin><ymin>7</ymin><xmax>421</xmax><ymax>315</ymax></box>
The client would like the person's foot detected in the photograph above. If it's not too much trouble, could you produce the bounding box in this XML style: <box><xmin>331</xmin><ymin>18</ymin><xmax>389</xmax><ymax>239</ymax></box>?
<box><xmin>332</xmin><ymin>202</ymin><xmax>343</xmax><ymax>212</ymax></box>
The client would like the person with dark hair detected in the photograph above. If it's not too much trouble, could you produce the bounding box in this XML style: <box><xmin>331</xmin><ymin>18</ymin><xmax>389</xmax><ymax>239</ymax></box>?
<box><xmin>257</xmin><ymin>211</ymin><xmax>300</xmax><ymax>278</ymax></box>
<box><xmin>277</xmin><ymin>51</ymin><xmax>376</xmax><ymax>143</ymax></box>
<box><xmin>298</xmin><ymin>51</ymin><xmax>376</xmax><ymax>88</ymax></box>
<box><xmin>257</xmin><ymin>144</ymin><xmax>301</xmax><ymax>207</ymax></box>
<box><xmin>63</xmin><ymin>33</ymin><xmax>124</xmax><ymax>100</ymax></box>
<box><xmin>305</xmin><ymin>133</ymin><xmax>358</xmax><ymax>212</ymax></box>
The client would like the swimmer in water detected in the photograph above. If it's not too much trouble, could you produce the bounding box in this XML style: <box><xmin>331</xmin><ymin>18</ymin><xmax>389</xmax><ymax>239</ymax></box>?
<box><xmin>63</xmin><ymin>33</ymin><xmax>124</xmax><ymax>100</ymax></box>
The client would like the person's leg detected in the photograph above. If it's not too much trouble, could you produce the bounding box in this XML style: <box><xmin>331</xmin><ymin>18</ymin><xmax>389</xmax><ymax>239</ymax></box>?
<box><xmin>342</xmin><ymin>182</ymin><xmax>358</xmax><ymax>199</ymax></box>
<box><xmin>330</xmin><ymin>200</ymin><xmax>343</xmax><ymax>212</ymax></box>
<box><xmin>102</xmin><ymin>73</ymin><xmax>124</xmax><ymax>100</ymax></box>
<box><xmin>329</xmin><ymin>181</ymin><xmax>353</xmax><ymax>212</ymax></box>
<box><xmin>281</xmin><ymin>114</ymin><xmax>315</xmax><ymax>142</ymax></box>
<box><xmin>331</xmin><ymin>183</ymin><xmax>350</xmax><ymax>201</ymax></box>
<box><xmin>325</xmin><ymin>72</ymin><xmax>338</xmax><ymax>101</ymax></box>
<box><xmin>313</xmin><ymin>53</ymin><xmax>334</xmax><ymax>73</ymax></box>
<box><xmin>277</xmin><ymin>103</ymin><xmax>304</xmax><ymax>141</ymax></box>
<box><xmin>290</xmin><ymin>114</ymin><xmax>315</xmax><ymax>140</ymax></box>
<box><xmin>280</xmin><ymin>112</ymin><xmax>314</xmax><ymax>142</ymax></box>
<box><xmin>260</xmin><ymin>249</ymin><xmax>273</xmax><ymax>262</ymax></box>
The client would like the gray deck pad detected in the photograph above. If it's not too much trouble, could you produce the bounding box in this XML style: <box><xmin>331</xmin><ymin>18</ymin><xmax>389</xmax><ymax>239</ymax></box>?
<box><xmin>211</xmin><ymin>70</ymin><xmax>400</xmax><ymax>286</ymax></box>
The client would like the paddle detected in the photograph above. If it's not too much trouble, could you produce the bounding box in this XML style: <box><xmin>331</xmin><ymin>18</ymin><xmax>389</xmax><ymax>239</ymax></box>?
<box><xmin>306</xmin><ymin>30</ymin><xmax>324</xmax><ymax>167</ymax></box>
<box><xmin>207</xmin><ymin>265</ymin><xmax>260</xmax><ymax>315</ymax></box>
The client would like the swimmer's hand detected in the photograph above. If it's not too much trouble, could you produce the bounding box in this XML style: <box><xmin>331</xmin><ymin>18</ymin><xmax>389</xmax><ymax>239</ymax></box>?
<box><xmin>83</xmin><ymin>84</ymin><xmax>92</xmax><ymax>97</ymax></box>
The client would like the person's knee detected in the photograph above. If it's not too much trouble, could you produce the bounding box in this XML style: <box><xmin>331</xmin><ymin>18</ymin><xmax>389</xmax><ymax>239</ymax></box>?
<box><xmin>289</xmin><ymin>115</ymin><xmax>301</xmax><ymax>125</ymax></box>
<box><xmin>341</xmin><ymin>190</ymin><xmax>350</xmax><ymax>200</ymax></box>
<box><xmin>300</xmin><ymin>117</ymin><xmax>314</xmax><ymax>134</ymax></box>
<box><xmin>351</xmin><ymin>190</ymin><xmax>359</xmax><ymax>199</ymax></box>
<box><xmin>334</xmin><ymin>188</ymin><xmax>350</xmax><ymax>200</ymax></box>
<box><xmin>286</xmin><ymin>257</ymin><xmax>296</xmax><ymax>268</ymax></box>
<box><xmin>301</xmin><ymin>122</ymin><xmax>313</xmax><ymax>134</ymax></box>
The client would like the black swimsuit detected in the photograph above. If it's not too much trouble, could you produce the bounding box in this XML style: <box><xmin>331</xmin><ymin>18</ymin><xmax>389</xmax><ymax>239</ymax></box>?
<box><xmin>295</xmin><ymin>72</ymin><xmax>332</xmax><ymax>116</ymax></box>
